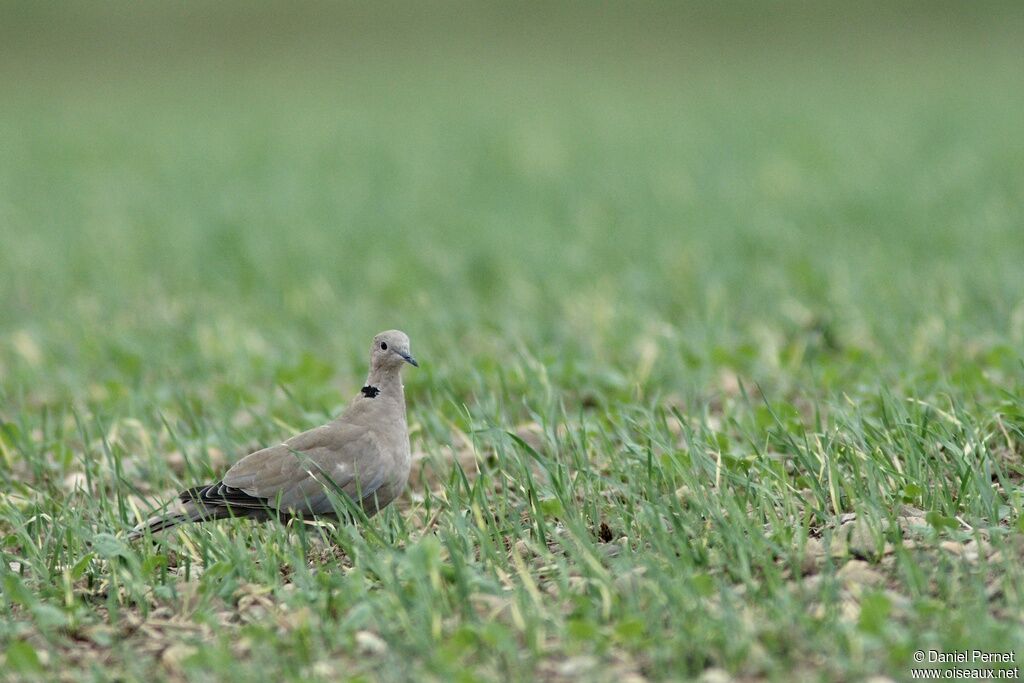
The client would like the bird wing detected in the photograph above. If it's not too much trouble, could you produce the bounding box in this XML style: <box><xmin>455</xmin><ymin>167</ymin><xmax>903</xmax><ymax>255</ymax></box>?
<box><xmin>217</xmin><ymin>421</ymin><xmax>387</xmax><ymax>516</ymax></box>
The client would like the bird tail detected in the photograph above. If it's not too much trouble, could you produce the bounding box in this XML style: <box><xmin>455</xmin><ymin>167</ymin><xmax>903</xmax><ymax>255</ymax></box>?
<box><xmin>127</xmin><ymin>499</ymin><xmax>210</xmax><ymax>541</ymax></box>
<box><xmin>127</xmin><ymin>514</ymin><xmax>187</xmax><ymax>541</ymax></box>
<box><xmin>127</xmin><ymin>483</ymin><xmax>274</xmax><ymax>541</ymax></box>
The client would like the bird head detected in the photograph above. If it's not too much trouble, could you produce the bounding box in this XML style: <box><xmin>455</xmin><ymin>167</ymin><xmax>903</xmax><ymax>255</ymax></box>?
<box><xmin>370</xmin><ymin>330</ymin><xmax>418</xmax><ymax>371</ymax></box>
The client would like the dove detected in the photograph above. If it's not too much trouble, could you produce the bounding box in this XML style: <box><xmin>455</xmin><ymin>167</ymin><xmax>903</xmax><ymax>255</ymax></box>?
<box><xmin>128</xmin><ymin>330</ymin><xmax>418</xmax><ymax>540</ymax></box>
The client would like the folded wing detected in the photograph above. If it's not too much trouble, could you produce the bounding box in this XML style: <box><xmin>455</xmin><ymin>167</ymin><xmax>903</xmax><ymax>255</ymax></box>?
<box><xmin>191</xmin><ymin>422</ymin><xmax>386</xmax><ymax>517</ymax></box>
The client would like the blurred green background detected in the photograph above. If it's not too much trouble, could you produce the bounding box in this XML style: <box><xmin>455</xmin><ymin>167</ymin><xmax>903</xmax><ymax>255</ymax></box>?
<box><xmin>1</xmin><ymin>0</ymin><xmax>1023</xmax><ymax>403</ymax></box>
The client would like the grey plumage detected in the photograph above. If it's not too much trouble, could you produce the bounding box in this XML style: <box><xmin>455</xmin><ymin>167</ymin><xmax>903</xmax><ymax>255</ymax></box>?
<box><xmin>128</xmin><ymin>330</ymin><xmax>418</xmax><ymax>540</ymax></box>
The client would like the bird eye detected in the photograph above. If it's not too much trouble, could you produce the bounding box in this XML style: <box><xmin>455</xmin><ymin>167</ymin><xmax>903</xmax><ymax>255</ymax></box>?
<box><xmin>380</xmin><ymin>342</ymin><xmax>388</xmax><ymax>350</ymax></box>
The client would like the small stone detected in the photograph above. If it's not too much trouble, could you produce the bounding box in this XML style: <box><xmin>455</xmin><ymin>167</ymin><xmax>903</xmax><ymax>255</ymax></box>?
<box><xmin>558</xmin><ymin>656</ymin><xmax>598</xmax><ymax>677</ymax></box>
<box><xmin>161</xmin><ymin>643</ymin><xmax>197</xmax><ymax>668</ymax></box>
<box><xmin>883</xmin><ymin>590</ymin><xmax>911</xmax><ymax>611</ymax></box>
<box><xmin>940</xmin><ymin>541</ymin><xmax>963</xmax><ymax>556</ymax></box>
<box><xmin>801</xmin><ymin>537</ymin><xmax>825</xmax><ymax>574</ymax></box>
<box><xmin>355</xmin><ymin>630</ymin><xmax>388</xmax><ymax>656</ymax></box>
<box><xmin>620</xmin><ymin>675</ymin><xmax>649</xmax><ymax>683</ymax></box>
<box><xmin>614</xmin><ymin>567</ymin><xmax>647</xmax><ymax>593</ymax></box>
<box><xmin>513</xmin><ymin>540</ymin><xmax>534</xmax><ymax>559</ymax></box>
<box><xmin>799</xmin><ymin>574</ymin><xmax>825</xmax><ymax>593</ymax></box>
<box><xmin>899</xmin><ymin>505</ymin><xmax>926</xmax><ymax>518</ymax></box>
<box><xmin>826</xmin><ymin>534</ymin><xmax>850</xmax><ymax>558</ymax></box>
<box><xmin>842</xmin><ymin>517</ymin><xmax>888</xmax><ymax>559</ymax></box>
<box><xmin>598</xmin><ymin>543</ymin><xmax>622</xmax><ymax>559</ymax></box>
<box><xmin>63</xmin><ymin>471</ymin><xmax>89</xmax><ymax>492</ymax></box>
<box><xmin>166</xmin><ymin>451</ymin><xmax>186</xmax><ymax>473</ymax></box>
<box><xmin>311</xmin><ymin>661</ymin><xmax>335</xmax><ymax>677</ymax></box>
<box><xmin>840</xmin><ymin>598</ymin><xmax>861</xmax><ymax>622</ymax></box>
<box><xmin>837</xmin><ymin>560</ymin><xmax>885</xmax><ymax>587</ymax></box>
<box><xmin>963</xmin><ymin>540</ymin><xmax>989</xmax><ymax>562</ymax></box>
<box><xmin>699</xmin><ymin>667</ymin><xmax>733</xmax><ymax>683</ymax></box>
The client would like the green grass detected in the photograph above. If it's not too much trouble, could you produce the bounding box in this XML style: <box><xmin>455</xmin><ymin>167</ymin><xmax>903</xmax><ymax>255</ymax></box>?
<box><xmin>2</xmin><ymin>3</ymin><xmax>1024</xmax><ymax>681</ymax></box>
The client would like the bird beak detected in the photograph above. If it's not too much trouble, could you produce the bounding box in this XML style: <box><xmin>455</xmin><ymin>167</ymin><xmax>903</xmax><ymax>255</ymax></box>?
<box><xmin>401</xmin><ymin>352</ymin><xmax>419</xmax><ymax>367</ymax></box>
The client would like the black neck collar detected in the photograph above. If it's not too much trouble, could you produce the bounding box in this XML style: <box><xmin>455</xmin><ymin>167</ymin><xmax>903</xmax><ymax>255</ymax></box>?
<box><xmin>361</xmin><ymin>385</ymin><xmax>380</xmax><ymax>398</ymax></box>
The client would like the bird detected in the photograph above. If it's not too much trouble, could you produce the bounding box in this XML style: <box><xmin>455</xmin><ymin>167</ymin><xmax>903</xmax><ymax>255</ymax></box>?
<box><xmin>128</xmin><ymin>330</ymin><xmax>418</xmax><ymax>540</ymax></box>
